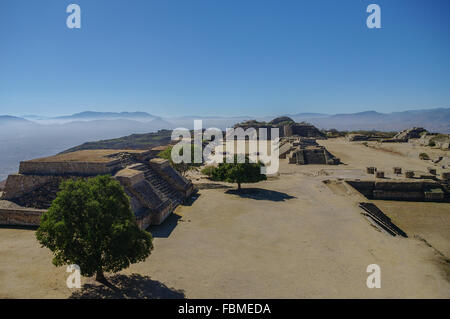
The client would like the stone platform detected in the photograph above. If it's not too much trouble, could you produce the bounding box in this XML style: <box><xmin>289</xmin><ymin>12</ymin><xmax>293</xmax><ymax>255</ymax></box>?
<box><xmin>346</xmin><ymin>179</ymin><xmax>448</xmax><ymax>202</ymax></box>
<box><xmin>0</xmin><ymin>149</ymin><xmax>197</xmax><ymax>229</ymax></box>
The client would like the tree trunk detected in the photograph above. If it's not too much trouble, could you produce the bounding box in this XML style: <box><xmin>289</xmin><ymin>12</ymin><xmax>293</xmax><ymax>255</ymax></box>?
<box><xmin>95</xmin><ymin>269</ymin><xmax>106</xmax><ymax>283</ymax></box>
<box><xmin>237</xmin><ymin>182</ymin><xmax>241</xmax><ymax>191</ymax></box>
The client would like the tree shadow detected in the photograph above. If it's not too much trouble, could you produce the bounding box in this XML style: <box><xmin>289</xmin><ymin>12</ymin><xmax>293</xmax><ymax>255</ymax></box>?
<box><xmin>69</xmin><ymin>273</ymin><xmax>185</xmax><ymax>299</ymax></box>
<box><xmin>147</xmin><ymin>213</ymin><xmax>181</xmax><ymax>238</ymax></box>
<box><xmin>196</xmin><ymin>182</ymin><xmax>233</xmax><ymax>190</ymax></box>
<box><xmin>225</xmin><ymin>188</ymin><xmax>296</xmax><ymax>202</ymax></box>
<box><xmin>0</xmin><ymin>225</ymin><xmax>38</xmax><ymax>230</ymax></box>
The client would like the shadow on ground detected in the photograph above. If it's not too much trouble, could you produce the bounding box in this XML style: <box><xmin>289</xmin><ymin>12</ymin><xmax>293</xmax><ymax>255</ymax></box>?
<box><xmin>147</xmin><ymin>213</ymin><xmax>181</xmax><ymax>238</ymax></box>
<box><xmin>225</xmin><ymin>188</ymin><xmax>296</xmax><ymax>202</ymax></box>
<box><xmin>196</xmin><ymin>182</ymin><xmax>233</xmax><ymax>190</ymax></box>
<box><xmin>0</xmin><ymin>225</ymin><xmax>38</xmax><ymax>231</ymax></box>
<box><xmin>183</xmin><ymin>193</ymin><xmax>201</xmax><ymax>206</ymax></box>
<box><xmin>69</xmin><ymin>274</ymin><xmax>185</xmax><ymax>299</ymax></box>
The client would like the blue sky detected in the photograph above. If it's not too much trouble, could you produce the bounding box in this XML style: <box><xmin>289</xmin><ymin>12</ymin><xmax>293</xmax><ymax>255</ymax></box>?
<box><xmin>0</xmin><ymin>0</ymin><xmax>449</xmax><ymax>117</ymax></box>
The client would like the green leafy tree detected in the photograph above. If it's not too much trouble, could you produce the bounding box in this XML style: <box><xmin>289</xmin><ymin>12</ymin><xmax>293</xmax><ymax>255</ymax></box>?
<box><xmin>211</xmin><ymin>156</ymin><xmax>267</xmax><ymax>190</ymax></box>
<box><xmin>158</xmin><ymin>144</ymin><xmax>202</xmax><ymax>176</ymax></box>
<box><xmin>36</xmin><ymin>175</ymin><xmax>153</xmax><ymax>283</ymax></box>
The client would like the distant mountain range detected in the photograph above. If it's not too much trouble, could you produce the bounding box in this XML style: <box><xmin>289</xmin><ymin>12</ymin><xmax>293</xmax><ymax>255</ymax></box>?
<box><xmin>0</xmin><ymin>115</ymin><xmax>32</xmax><ymax>124</ymax></box>
<box><xmin>0</xmin><ymin>108</ymin><xmax>448</xmax><ymax>132</ymax></box>
<box><xmin>54</xmin><ymin>111</ymin><xmax>159</xmax><ymax>121</ymax></box>
<box><xmin>298</xmin><ymin>108</ymin><xmax>450</xmax><ymax>132</ymax></box>
<box><xmin>1</xmin><ymin>108</ymin><xmax>448</xmax><ymax>132</ymax></box>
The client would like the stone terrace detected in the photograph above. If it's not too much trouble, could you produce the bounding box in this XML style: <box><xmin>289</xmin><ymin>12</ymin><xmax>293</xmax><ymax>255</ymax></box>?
<box><xmin>0</xmin><ymin>149</ymin><xmax>197</xmax><ymax>229</ymax></box>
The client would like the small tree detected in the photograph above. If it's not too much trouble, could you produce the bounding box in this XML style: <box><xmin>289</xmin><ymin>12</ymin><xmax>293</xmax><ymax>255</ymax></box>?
<box><xmin>211</xmin><ymin>156</ymin><xmax>267</xmax><ymax>190</ymax></box>
<box><xmin>158</xmin><ymin>144</ymin><xmax>202</xmax><ymax>176</ymax></box>
<box><xmin>36</xmin><ymin>175</ymin><xmax>153</xmax><ymax>283</ymax></box>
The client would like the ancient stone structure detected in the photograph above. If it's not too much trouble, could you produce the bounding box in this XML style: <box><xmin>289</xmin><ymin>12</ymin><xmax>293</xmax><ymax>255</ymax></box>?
<box><xmin>282</xmin><ymin>123</ymin><xmax>326</xmax><ymax>139</ymax></box>
<box><xmin>278</xmin><ymin>137</ymin><xmax>339</xmax><ymax>165</ymax></box>
<box><xmin>234</xmin><ymin>117</ymin><xmax>326</xmax><ymax>139</ymax></box>
<box><xmin>405</xmin><ymin>170</ymin><xmax>415</xmax><ymax>178</ymax></box>
<box><xmin>393</xmin><ymin>127</ymin><xmax>427</xmax><ymax>141</ymax></box>
<box><xmin>359</xmin><ymin>203</ymin><xmax>407</xmax><ymax>237</ymax></box>
<box><xmin>346</xmin><ymin>179</ymin><xmax>448</xmax><ymax>202</ymax></box>
<box><xmin>0</xmin><ymin>149</ymin><xmax>197</xmax><ymax>229</ymax></box>
<box><xmin>375</xmin><ymin>171</ymin><xmax>385</xmax><ymax>178</ymax></box>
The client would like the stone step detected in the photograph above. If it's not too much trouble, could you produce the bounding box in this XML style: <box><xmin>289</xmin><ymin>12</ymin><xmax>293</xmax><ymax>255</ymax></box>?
<box><xmin>141</xmin><ymin>166</ymin><xmax>184</xmax><ymax>202</ymax></box>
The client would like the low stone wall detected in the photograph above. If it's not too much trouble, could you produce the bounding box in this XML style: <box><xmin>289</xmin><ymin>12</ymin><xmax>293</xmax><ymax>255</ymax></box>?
<box><xmin>0</xmin><ymin>207</ymin><xmax>45</xmax><ymax>226</ymax></box>
<box><xmin>346</xmin><ymin>180</ymin><xmax>447</xmax><ymax>202</ymax></box>
<box><xmin>19</xmin><ymin>161</ymin><xmax>118</xmax><ymax>176</ymax></box>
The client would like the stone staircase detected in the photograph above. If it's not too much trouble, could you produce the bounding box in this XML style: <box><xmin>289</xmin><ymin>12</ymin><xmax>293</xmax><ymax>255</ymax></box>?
<box><xmin>140</xmin><ymin>164</ymin><xmax>184</xmax><ymax>205</ymax></box>
<box><xmin>278</xmin><ymin>141</ymin><xmax>293</xmax><ymax>158</ymax></box>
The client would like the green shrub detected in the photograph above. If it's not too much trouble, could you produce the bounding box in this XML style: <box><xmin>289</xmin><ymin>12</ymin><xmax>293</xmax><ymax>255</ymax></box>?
<box><xmin>201</xmin><ymin>165</ymin><xmax>216</xmax><ymax>177</ymax></box>
<box><xmin>419</xmin><ymin>152</ymin><xmax>430</xmax><ymax>160</ymax></box>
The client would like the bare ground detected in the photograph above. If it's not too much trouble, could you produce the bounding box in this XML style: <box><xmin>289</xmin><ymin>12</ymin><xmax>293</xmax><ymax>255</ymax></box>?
<box><xmin>0</xmin><ymin>138</ymin><xmax>449</xmax><ymax>298</ymax></box>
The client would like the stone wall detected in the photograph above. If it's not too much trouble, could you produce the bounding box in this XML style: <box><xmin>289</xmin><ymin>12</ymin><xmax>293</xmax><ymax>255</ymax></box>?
<box><xmin>0</xmin><ymin>207</ymin><xmax>45</xmax><ymax>226</ymax></box>
<box><xmin>19</xmin><ymin>161</ymin><xmax>118</xmax><ymax>176</ymax></box>
<box><xmin>1</xmin><ymin>174</ymin><xmax>55</xmax><ymax>200</ymax></box>
<box><xmin>1</xmin><ymin>148</ymin><xmax>198</xmax><ymax>229</ymax></box>
<box><xmin>346</xmin><ymin>180</ymin><xmax>448</xmax><ymax>202</ymax></box>
<box><xmin>135</xmin><ymin>203</ymin><xmax>174</xmax><ymax>229</ymax></box>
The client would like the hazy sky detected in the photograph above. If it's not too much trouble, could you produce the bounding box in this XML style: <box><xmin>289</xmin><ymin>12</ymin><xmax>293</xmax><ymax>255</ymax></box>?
<box><xmin>0</xmin><ymin>0</ymin><xmax>449</xmax><ymax>117</ymax></box>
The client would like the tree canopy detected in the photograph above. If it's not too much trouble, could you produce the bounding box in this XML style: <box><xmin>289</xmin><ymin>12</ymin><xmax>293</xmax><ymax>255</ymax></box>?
<box><xmin>36</xmin><ymin>175</ymin><xmax>153</xmax><ymax>282</ymax></box>
<box><xmin>210</xmin><ymin>156</ymin><xmax>267</xmax><ymax>190</ymax></box>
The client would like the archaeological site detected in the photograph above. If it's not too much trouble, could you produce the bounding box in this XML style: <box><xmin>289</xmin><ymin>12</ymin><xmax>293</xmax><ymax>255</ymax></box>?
<box><xmin>1</xmin><ymin>1</ymin><xmax>450</xmax><ymax>302</ymax></box>
<box><xmin>0</xmin><ymin>149</ymin><xmax>197</xmax><ymax>229</ymax></box>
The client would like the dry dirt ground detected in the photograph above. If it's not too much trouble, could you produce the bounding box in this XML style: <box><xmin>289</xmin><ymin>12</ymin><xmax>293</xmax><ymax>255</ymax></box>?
<box><xmin>0</xmin><ymin>138</ymin><xmax>449</xmax><ymax>298</ymax></box>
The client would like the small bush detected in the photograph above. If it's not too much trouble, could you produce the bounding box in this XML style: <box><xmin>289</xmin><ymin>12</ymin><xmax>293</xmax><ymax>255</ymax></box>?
<box><xmin>419</xmin><ymin>152</ymin><xmax>430</xmax><ymax>160</ymax></box>
<box><xmin>201</xmin><ymin>165</ymin><xmax>216</xmax><ymax>177</ymax></box>
<box><xmin>428</xmin><ymin>140</ymin><xmax>436</xmax><ymax>147</ymax></box>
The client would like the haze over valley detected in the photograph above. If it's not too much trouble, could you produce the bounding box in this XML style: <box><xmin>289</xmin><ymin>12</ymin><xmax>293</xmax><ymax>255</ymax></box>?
<box><xmin>1</xmin><ymin>108</ymin><xmax>449</xmax><ymax>181</ymax></box>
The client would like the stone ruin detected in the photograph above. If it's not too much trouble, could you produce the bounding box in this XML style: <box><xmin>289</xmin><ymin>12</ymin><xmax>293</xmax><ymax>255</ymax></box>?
<box><xmin>390</xmin><ymin>127</ymin><xmax>428</xmax><ymax>142</ymax></box>
<box><xmin>0</xmin><ymin>149</ymin><xmax>197</xmax><ymax>229</ymax></box>
<box><xmin>278</xmin><ymin>137</ymin><xmax>340</xmax><ymax>165</ymax></box>
<box><xmin>234</xmin><ymin>117</ymin><xmax>326</xmax><ymax>139</ymax></box>
<box><xmin>346</xmin><ymin>179</ymin><xmax>449</xmax><ymax>202</ymax></box>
